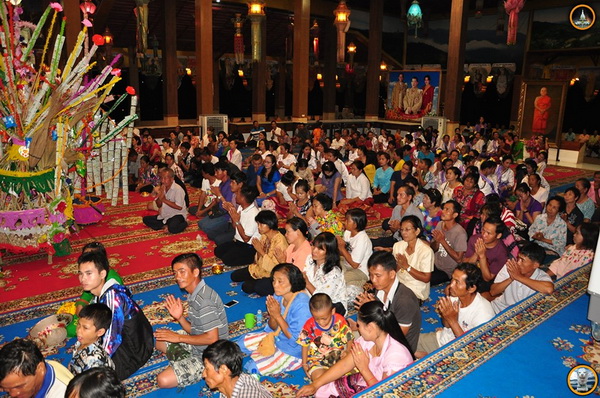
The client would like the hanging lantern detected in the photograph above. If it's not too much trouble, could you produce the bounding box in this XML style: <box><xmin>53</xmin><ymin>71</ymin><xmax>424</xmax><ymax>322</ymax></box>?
<box><xmin>80</xmin><ymin>0</ymin><xmax>97</xmax><ymax>16</ymax></box>
<box><xmin>134</xmin><ymin>0</ymin><xmax>151</xmax><ymax>55</ymax></box>
<box><xmin>407</xmin><ymin>0</ymin><xmax>423</xmax><ymax>38</ymax></box>
<box><xmin>333</xmin><ymin>1</ymin><xmax>351</xmax><ymax>64</ymax></box>
<box><xmin>346</xmin><ymin>42</ymin><xmax>356</xmax><ymax>72</ymax></box>
<box><xmin>103</xmin><ymin>27</ymin><xmax>113</xmax><ymax>45</ymax></box>
<box><xmin>310</xmin><ymin>19</ymin><xmax>320</xmax><ymax>62</ymax></box>
<box><xmin>231</xmin><ymin>13</ymin><xmax>246</xmax><ymax>65</ymax></box>
<box><xmin>504</xmin><ymin>0</ymin><xmax>524</xmax><ymax>45</ymax></box>
<box><xmin>248</xmin><ymin>1</ymin><xmax>266</xmax><ymax>62</ymax></box>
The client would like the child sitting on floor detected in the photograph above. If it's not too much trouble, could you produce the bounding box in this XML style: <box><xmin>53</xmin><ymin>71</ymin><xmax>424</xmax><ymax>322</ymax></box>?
<box><xmin>68</xmin><ymin>303</ymin><xmax>115</xmax><ymax>375</ymax></box>
<box><xmin>295</xmin><ymin>159</ymin><xmax>315</xmax><ymax>192</ymax></box>
<box><xmin>288</xmin><ymin>179</ymin><xmax>312</xmax><ymax>219</ymax></box>
<box><xmin>297</xmin><ymin>293</ymin><xmax>354</xmax><ymax>381</ymax></box>
<box><xmin>274</xmin><ymin>171</ymin><xmax>299</xmax><ymax>218</ymax></box>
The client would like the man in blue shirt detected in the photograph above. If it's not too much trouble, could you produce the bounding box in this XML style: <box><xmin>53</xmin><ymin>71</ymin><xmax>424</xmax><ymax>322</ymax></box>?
<box><xmin>0</xmin><ymin>339</ymin><xmax>73</xmax><ymax>398</ymax></box>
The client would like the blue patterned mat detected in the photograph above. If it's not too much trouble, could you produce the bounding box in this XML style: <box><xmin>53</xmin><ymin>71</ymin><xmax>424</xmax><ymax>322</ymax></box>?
<box><xmin>357</xmin><ymin>263</ymin><xmax>593</xmax><ymax>397</ymax></box>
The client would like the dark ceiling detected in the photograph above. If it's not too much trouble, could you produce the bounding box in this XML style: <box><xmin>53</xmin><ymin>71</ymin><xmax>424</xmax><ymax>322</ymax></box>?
<box><xmin>95</xmin><ymin>0</ymin><xmax>508</xmax><ymax>60</ymax></box>
<box><xmin>19</xmin><ymin>0</ymin><xmax>569</xmax><ymax>65</ymax></box>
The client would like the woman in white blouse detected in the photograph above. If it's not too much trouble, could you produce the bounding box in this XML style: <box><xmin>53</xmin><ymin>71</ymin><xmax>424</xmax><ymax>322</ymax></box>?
<box><xmin>437</xmin><ymin>166</ymin><xmax>462</xmax><ymax>203</ymax></box>
<box><xmin>298</xmin><ymin>143</ymin><xmax>318</xmax><ymax>171</ymax></box>
<box><xmin>496</xmin><ymin>155</ymin><xmax>515</xmax><ymax>199</ymax></box>
<box><xmin>226</xmin><ymin>138</ymin><xmax>243</xmax><ymax>170</ymax></box>
<box><xmin>338</xmin><ymin>160</ymin><xmax>373</xmax><ymax>214</ymax></box>
<box><xmin>391</xmin><ymin>215</ymin><xmax>434</xmax><ymax>301</ymax></box>
<box><xmin>304</xmin><ymin>232</ymin><xmax>348</xmax><ymax>315</ymax></box>
<box><xmin>528</xmin><ymin>173</ymin><xmax>549</xmax><ymax>208</ymax></box>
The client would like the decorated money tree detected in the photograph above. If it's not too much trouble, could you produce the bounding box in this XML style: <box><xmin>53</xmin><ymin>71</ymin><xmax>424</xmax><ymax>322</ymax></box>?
<box><xmin>0</xmin><ymin>2</ymin><xmax>138</xmax><ymax>259</ymax></box>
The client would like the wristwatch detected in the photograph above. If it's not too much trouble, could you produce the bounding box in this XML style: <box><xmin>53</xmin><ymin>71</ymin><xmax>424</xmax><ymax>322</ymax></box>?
<box><xmin>406</xmin><ymin>265</ymin><xmax>413</xmax><ymax>273</ymax></box>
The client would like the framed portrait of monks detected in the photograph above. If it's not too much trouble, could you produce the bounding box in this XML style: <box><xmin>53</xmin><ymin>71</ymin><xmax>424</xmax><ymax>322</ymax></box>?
<box><xmin>517</xmin><ymin>81</ymin><xmax>567</xmax><ymax>144</ymax></box>
<box><xmin>385</xmin><ymin>70</ymin><xmax>442</xmax><ymax>121</ymax></box>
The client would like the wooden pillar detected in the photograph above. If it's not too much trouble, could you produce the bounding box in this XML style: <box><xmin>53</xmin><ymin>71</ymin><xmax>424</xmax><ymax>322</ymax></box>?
<box><xmin>251</xmin><ymin>17</ymin><xmax>267</xmax><ymax>122</ymax></box>
<box><xmin>365</xmin><ymin>0</ymin><xmax>383</xmax><ymax>120</ymax></box>
<box><xmin>292</xmin><ymin>0</ymin><xmax>310</xmax><ymax>122</ymax></box>
<box><xmin>322</xmin><ymin>23</ymin><xmax>337</xmax><ymax>120</ymax></box>
<box><xmin>274</xmin><ymin>57</ymin><xmax>287</xmax><ymax>119</ymax></box>
<box><xmin>213</xmin><ymin>58</ymin><xmax>220</xmax><ymax>114</ymax></box>
<box><xmin>63</xmin><ymin>0</ymin><xmax>80</xmax><ymax>58</ymax></box>
<box><xmin>444</xmin><ymin>0</ymin><xmax>468</xmax><ymax>123</ymax></box>
<box><xmin>195</xmin><ymin>0</ymin><xmax>214</xmax><ymax>116</ymax></box>
<box><xmin>163</xmin><ymin>0</ymin><xmax>179</xmax><ymax>125</ymax></box>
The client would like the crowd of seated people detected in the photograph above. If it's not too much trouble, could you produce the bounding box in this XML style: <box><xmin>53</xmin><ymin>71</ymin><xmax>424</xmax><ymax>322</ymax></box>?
<box><xmin>4</xmin><ymin>123</ymin><xmax>598</xmax><ymax>398</ymax></box>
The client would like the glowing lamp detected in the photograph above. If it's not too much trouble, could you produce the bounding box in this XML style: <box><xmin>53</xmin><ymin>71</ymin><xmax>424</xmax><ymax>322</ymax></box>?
<box><xmin>333</xmin><ymin>0</ymin><xmax>350</xmax><ymax>23</ymax></box>
<box><xmin>103</xmin><ymin>27</ymin><xmax>113</xmax><ymax>45</ymax></box>
<box><xmin>347</xmin><ymin>42</ymin><xmax>356</xmax><ymax>54</ymax></box>
<box><xmin>248</xmin><ymin>0</ymin><xmax>265</xmax><ymax>16</ymax></box>
<box><xmin>333</xmin><ymin>1</ymin><xmax>351</xmax><ymax>63</ymax></box>
<box><xmin>380</xmin><ymin>61</ymin><xmax>387</xmax><ymax>71</ymax></box>
<box><xmin>80</xmin><ymin>0</ymin><xmax>97</xmax><ymax>15</ymax></box>
<box><xmin>407</xmin><ymin>0</ymin><xmax>423</xmax><ymax>38</ymax></box>
<box><xmin>247</xmin><ymin>1</ymin><xmax>266</xmax><ymax>61</ymax></box>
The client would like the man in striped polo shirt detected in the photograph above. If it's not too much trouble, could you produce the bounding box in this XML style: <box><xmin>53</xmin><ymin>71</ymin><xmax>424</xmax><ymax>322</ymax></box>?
<box><xmin>154</xmin><ymin>253</ymin><xmax>229</xmax><ymax>389</ymax></box>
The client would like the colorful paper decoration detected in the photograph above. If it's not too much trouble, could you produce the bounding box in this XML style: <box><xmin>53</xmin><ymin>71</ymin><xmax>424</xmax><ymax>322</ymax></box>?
<box><xmin>3</xmin><ymin>115</ymin><xmax>16</xmax><ymax>128</ymax></box>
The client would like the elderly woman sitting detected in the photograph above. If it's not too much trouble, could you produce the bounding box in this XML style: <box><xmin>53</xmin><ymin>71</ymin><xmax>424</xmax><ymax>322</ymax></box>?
<box><xmin>237</xmin><ymin>263</ymin><xmax>311</xmax><ymax>376</ymax></box>
<box><xmin>230</xmin><ymin>210</ymin><xmax>288</xmax><ymax>296</ymax></box>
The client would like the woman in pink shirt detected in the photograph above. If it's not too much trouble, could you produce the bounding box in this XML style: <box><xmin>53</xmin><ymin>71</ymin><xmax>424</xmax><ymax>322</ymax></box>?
<box><xmin>296</xmin><ymin>301</ymin><xmax>414</xmax><ymax>398</ymax></box>
<box><xmin>275</xmin><ymin>217</ymin><xmax>312</xmax><ymax>272</ymax></box>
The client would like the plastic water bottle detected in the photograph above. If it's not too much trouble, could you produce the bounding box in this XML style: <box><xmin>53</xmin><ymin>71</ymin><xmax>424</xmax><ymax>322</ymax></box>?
<box><xmin>251</xmin><ymin>369</ymin><xmax>260</xmax><ymax>381</ymax></box>
<box><xmin>256</xmin><ymin>310</ymin><xmax>263</xmax><ymax>327</ymax></box>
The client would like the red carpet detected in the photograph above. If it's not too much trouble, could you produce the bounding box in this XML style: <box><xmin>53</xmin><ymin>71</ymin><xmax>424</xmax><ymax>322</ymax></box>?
<box><xmin>541</xmin><ymin>164</ymin><xmax>595</xmax><ymax>187</ymax></box>
<box><xmin>0</xmin><ymin>164</ymin><xmax>592</xmax><ymax>314</ymax></box>
<box><xmin>0</xmin><ymin>189</ymin><xmax>217</xmax><ymax>313</ymax></box>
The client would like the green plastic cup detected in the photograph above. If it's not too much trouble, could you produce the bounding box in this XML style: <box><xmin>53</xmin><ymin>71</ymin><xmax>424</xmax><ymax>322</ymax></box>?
<box><xmin>245</xmin><ymin>313</ymin><xmax>256</xmax><ymax>329</ymax></box>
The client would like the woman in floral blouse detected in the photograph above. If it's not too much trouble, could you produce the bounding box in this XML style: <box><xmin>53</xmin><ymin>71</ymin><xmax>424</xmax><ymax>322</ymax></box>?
<box><xmin>419</xmin><ymin>189</ymin><xmax>443</xmax><ymax>242</ymax></box>
<box><xmin>303</xmin><ymin>232</ymin><xmax>348</xmax><ymax>315</ymax></box>
<box><xmin>528</xmin><ymin>196</ymin><xmax>567</xmax><ymax>262</ymax></box>
<box><xmin>547</xmin><ymin>222</ymin><xmax>598</xmax><ymax>279</ymax></box>
<box><xmin>453</xmin><ymin>173</ymin><xmax>485</xmax><ymax>233</ymax></box>
<box><xmin>306</xmin><ymin>193</ymin><xmax>344</xmax><ymax>237</ymax></box>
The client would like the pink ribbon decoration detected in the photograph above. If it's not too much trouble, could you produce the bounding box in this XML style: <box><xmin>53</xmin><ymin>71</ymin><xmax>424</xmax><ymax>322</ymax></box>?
<box><xmin>505</xmin><ymin>0</ymin><xmax>525</xmax><ymax>45</ymax></box>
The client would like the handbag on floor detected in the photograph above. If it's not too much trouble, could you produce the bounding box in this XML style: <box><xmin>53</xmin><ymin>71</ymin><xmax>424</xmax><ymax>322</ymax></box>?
<box><xmin>256</xmin><ymin>292</ymin><xmax>299</xmax><ymax>357</ymax></box>
<box><xmin>208</xmin><ymin>206</ymin><xmax>227</xmax><ymax>219</ymax></box>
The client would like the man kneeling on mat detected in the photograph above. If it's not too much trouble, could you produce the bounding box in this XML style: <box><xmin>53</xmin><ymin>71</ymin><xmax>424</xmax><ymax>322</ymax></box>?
<box><xmin>154</xmin><ymin>253</ymin><xmax>229</xmax><ymax>388</ymax></box>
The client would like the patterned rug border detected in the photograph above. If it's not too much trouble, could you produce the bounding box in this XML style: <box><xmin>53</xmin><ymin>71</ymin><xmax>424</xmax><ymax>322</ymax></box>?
<box><xmin>0</xmin><ymin>252</ymin><xmax>230</xmax><ymax>316</ymax></box>
<box><xmin>358</xmin><ymin>263</ymin><xmax>591</xmax><ymax>397</ymax></box>
<box><xmin>0</xmin><ymin>261</ymin><xmax>238</xmax><ymax>324</ymax></box>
